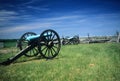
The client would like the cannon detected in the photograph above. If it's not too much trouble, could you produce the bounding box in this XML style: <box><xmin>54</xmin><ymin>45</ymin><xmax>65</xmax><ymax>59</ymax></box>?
<box><xmin>62</xmin><ymin>35</ymin><xmax>80</xmax><ymax>45</ymax></box>
<box><xmin>0</xmin><ymin>29</ymin><xmax>61</xmax><ymax>65</ymax></box>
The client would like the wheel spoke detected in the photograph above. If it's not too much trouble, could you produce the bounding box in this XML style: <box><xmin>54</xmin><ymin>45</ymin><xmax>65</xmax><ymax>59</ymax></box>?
<box><xmin>48</xmin><ymin>49</ymin><xmax>50</xmax><ymax>57</ymax></box>
<box><xmin>51</xmin><ymin>47</ymin><xmax>56</xmax><ymax>54</ymax></box>
<box><xmin>47</xmin><ymin>32</ymin><xmax>49</xmax><ymax>40</ymax></box>
<box><xmin>51</xmin><ymin>33</ymin><xmax>55</xmax><ymax>40</ymax></box>
<box><xmin>40</xmin><ymin>41</ymin><xmax>46</xmax><ymax>46</ymax></box>
<box><xmin>50</xmin><ymin>31</ymin><xmax>52</xmax><ymax>39</ymax></box>
<box><xmin>29</xmin><ymin>50</ymin><xmax>32</xmax><ymax>56</ymax></box>
<box><xmin>35</xmin><ymin>48</ymin><xmax>39</xmax><ymax>54</ymax></box>
<box><xmin>53</xmin><ymin>41</ymin><xmax>59</xmax><ymax>44</ymax></box>
<box><xmin>33</xmin><ymin>48</ymin><xmax>37</xmax><ymax>55</ymax></box>
<box><xmin>27</xmin><ymin>34</ymin><xmax>29</xmax><ymax>37</ymax></box>
<box><xmin>30</xmin><ymin>50</ymin><xmax>33</xmax><ymax>56</ymax></box>
<box><xmin>44</xmin><ymin>47</ymin><xmax>48</xmax><ymax>56</ymax></box>
<box><xmin>32</xmin><ymin>49</ymin><xmax>35</xmax><ymax>54</ymax></box>
<box><xmin>23</xmin><ymin>36</ymin><xmax>26</xmax><ymax>40</ymax></box>
<box><xmin>50</xmin><ymin>48</ymin><xmax>54</xmax><ymax>56</ymax></box>
<box><xmin>41</xmin><ymin>46</ymin><xmax>47</xmax><ymax>51</ymax></box>
<box><xmin>53</xmin><ymin>45</ymin><xmax>58</xmax><ymax>49</ymax></box>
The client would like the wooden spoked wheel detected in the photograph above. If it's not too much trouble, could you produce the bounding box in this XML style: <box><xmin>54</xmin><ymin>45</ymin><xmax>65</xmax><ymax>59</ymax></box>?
<box><xmin>38</xmin><ymin>29</ymin><xmax>61</xmax><ymax>59</ymax></box>
<box><xmin>19</xmin><ymin>32</ymin><xmax>39</xmax><ymax>57</ymax></box>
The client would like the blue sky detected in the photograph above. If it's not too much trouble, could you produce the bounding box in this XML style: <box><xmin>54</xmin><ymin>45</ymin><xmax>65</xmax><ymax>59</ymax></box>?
<box><xmin>0</xmin><ymin>0</ymin><xmax>120</xmax><ymax>39</ymax></box>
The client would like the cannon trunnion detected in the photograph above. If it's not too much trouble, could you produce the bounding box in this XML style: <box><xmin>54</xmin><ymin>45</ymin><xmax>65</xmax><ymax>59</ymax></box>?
<box><xmin>0</xmin><ymin>29</ymin><xmax>61</xmax><ymax>65</ymax></box>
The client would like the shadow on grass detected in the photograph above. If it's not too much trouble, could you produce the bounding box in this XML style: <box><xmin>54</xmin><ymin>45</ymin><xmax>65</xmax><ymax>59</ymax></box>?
<box><xmin>0</xmin><ymin>55</ymin><xmax>60</xmax><ymax>66</ymax></box>
<box><xmin>0</xmin><ymin>56</ymin><xmax>40</xmax><ymax>66</ymax></box>
<box><xmin>14</xmin><ymin>55</ymin><xmax>43</xmax><ymax>64</ymax></box>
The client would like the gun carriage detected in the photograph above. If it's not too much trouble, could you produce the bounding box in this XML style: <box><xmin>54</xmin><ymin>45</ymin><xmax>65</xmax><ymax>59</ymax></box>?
<box><xmin>0</xmin><ymin>29</ymin><xmax>61</xmax><ymax>65</ymax></box>
<box><xmin>62</xmin><ymin>35</ymin><xmax>80</xmax><ymax>45</ymax></box>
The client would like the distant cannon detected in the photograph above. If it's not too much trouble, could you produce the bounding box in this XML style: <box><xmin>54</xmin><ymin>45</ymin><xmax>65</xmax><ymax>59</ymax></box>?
<box><xmin>62</xmin><ymin>35</ymin><xmax>80</xmax><ymax>45</ymax></box>
<box><xmin>0</xmin><ymin>29</ymin><xmax>61</xmax><ymax>65</ymax></box>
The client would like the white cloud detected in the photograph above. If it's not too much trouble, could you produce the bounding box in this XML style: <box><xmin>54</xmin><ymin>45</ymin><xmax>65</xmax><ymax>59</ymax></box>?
<box><xmin>0</xmin><ymin>22</ymin><xmax>52</xmax><ymax>33</ymax></box>
<box><xmin>0</xmin><ymin>10</ymin><xmax>18</xmax><ymax>16</ymax></box>
<box><xmin>0</xmin><ymin>13</ymin><xmax>119</xmax><ymax>36</ymax></box>
<box><xmin>27</xmin><ymin>6</ymin><xmax>49</xmax><ymax>11</ymax></box>
<box><xmin>0</xmin><ymin>15</ymin><xmax>80</xmax><ymax>34</ymax></box>
<box><xmin>22</xmin><ymin>0</ymin><xmax>43</xmax><ymax>5</ymax></box>
<box><xmin>47</xmin><ymin>15</ymin><xmax>80</xmax><ymax>20</ymax></box>
<box><xmin>0</xmin><ymin>9</ymin><xmax>36</xmax><ymax>27</ymax></box>
<box><xmin>0</xmin><ymin>10</ymin><xmax>18</xmax><ymax>22</ymax></box>
<box><xmin>34</xmin><ymin>15</ymin><xmax>83</xmax><ymax>22</ymax></box>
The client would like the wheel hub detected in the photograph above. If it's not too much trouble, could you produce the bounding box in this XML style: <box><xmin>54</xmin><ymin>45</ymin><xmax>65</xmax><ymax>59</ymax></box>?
<box><xmin>47</xmin><ymin>41</ymin><xmax>54</xmax><ymax>48</ymax></box>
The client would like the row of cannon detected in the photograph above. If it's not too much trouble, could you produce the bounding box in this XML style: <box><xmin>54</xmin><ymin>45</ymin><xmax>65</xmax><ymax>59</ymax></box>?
<box><xmin>0</xmin><ymin>29</ymin><xmax>119</xmax><ymax>65</ymax></box>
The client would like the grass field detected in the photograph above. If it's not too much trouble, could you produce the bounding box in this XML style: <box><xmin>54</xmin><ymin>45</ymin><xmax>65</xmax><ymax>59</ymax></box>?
<box><xmin>0</xmin><ymin>43</ymin><xmax>120</xmax><ymax>81</ymax></box>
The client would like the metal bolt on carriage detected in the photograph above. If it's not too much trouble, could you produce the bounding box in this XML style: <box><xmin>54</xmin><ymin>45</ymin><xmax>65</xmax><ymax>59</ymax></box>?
<box><xmin>0</xmin><ymin>29</ymin><xmax>61</xmax><ymax>65</ymax></box>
